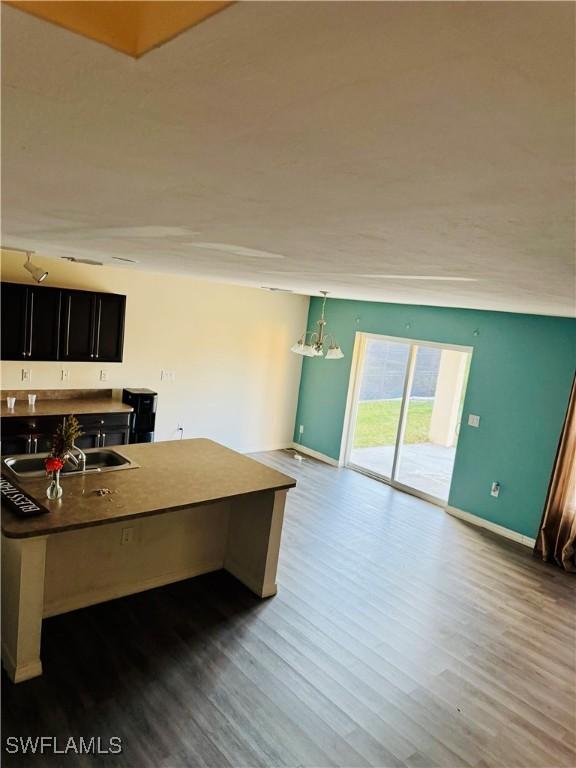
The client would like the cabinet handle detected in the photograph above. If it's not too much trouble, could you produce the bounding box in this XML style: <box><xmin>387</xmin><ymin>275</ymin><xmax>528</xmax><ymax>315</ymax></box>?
<box><xmin>27</xmin><ymin>434</ymin><xmax>32</xmax><ymax>454</ymax></box>
<box><xmin>65</xmin><ymin>296</ymin><xmax>72</xmax><ymax>356</ymax></box>
<box><xmin>28</xmin><ymin>291</ymin><xmax>34</xmax><ymax>357</ymax></box>
<box><xmin>33</xmin><ymin>437</ymin><xmax>38</xmax><ymax>453</ymax></box>
<box><xmin>101</xmin><ymin>432</ymin><xmax>106</xmax><ymax>447</ymax></box>
<box><xmin>95</xmin><ymin>298</ymin><xmax>102</xmax><ymax>358</ymax></box>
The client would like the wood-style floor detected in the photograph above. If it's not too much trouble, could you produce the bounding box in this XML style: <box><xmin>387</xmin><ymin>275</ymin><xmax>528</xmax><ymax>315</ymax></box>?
<box><xmin>2</xmin><ymin>450</ymin><xmax>575</xmax><ymax>768</ymax></box>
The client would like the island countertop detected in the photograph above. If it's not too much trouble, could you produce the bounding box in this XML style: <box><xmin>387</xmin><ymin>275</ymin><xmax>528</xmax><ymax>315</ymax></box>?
<box><xmin>1</xmin><ymin>439</ymin><xmax>296</xmax><ymax>538</ymax></box>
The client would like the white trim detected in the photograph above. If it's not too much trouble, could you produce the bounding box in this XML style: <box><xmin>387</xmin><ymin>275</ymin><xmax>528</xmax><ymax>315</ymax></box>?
<box><xmin>391</xmin><ymin>343</ymin><xmax>417</xmax><ymax>481</ymax></box>
<box><xmin>290</xmin><ymin>443</ymin><xmax>341</xmax><ymax>467</ymax></box>
<box><xmin>1</xmin><ymin>643</ymin><xmax>42</xmax><ymax>683</ymax></box>
<box><xmin>244</xmin><ymin>443</ymin><xmax>292</xmax><ymax>454</ymax></box>
<box><xmin>340</xmin><ymin>332</ymin><xmax>366</xmax><ymax>465</ymax></box>
<box><xmin>358</xmin><ymin>332</ymin><xmax>473</xmax><ymax>354</ymax></box>
<box><xmin>348</xmin><ymin>461</ymin><xmax>448</xmax><ymax>508</ymax></box>
<box><xmin>446</xmin><ymin>506</ymin><xmax>536</xmax><ymax>548</ymax></box>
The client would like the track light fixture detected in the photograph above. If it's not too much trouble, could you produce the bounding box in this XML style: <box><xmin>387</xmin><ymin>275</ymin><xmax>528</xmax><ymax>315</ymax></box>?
<box><xmin>0</xmin><ymin>246</ymin><xmax>49</xmax><ymax>283</ymax></box>
<box><xmin>23</xmin><ymin>251</ymin><xmax>48</xmax><ymax>283</ymax></box>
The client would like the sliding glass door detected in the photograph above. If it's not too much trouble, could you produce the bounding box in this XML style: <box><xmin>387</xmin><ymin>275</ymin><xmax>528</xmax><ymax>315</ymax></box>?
<box><xmin>349</xmin><ymin>338</ymin><xmax>411</xmax><ymax>479</ymax></box>
<box><xmin>347</xmin><ymin>335</ymin><xmax>471</xmax><ymax>505</ymax></box>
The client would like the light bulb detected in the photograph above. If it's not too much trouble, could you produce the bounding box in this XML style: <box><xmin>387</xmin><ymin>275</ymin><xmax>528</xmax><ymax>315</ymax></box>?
<box><xmin>326</xmin><ymin>345</ymin><xmax>344</xmax><ymax>360</ymax></box>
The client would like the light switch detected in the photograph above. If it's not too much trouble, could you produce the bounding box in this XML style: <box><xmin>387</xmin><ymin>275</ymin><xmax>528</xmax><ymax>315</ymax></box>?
<box><xmin>468</xmin><ymin>414</ymin><xmax>480</xmax><ymax>428</ymax></box>
<box><xmin>61</xmin><ymin>369</ymin><xmax>71</xmax><ymax>382</ymax></box>
<box><xmin>99</xmin><ymin>370</ymin><xmax>108</xmax><ymax>382</ymax></box>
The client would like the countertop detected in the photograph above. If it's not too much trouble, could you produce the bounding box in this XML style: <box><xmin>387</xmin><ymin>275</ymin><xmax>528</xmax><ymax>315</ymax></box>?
<box><xmin>1</xmin><ymin>439</ymin><xmax>296</xmax><ymax>538</ymax></box>
<box><xmin>1</xmin><ymin>399</ymin><xmax>133</xmax><ymax>418</ymax></box>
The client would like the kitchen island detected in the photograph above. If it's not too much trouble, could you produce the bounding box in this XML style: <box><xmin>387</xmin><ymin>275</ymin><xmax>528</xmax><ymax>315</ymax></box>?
<box><xmin>1</xmin><ymin>439</ymin><xmax>296</xmax><ymax>682</ymax></box>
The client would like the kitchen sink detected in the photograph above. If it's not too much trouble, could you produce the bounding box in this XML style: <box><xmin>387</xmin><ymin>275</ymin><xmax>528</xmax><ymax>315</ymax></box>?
<box><xmin>3</xmin><ymin>448</ymin><xmax>139</xmax><ymax>479</ymax></box>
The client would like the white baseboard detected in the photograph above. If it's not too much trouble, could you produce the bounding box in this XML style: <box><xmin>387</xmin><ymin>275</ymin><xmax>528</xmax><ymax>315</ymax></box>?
<box><xmin>1</xmin><ymin>642</ymin><xmax>43</xmax><ymax>683</ymax></box>
<box><xmin>244</xmin><ymin>443</ymin><xmax>292</xmax><ymax>454</ymax></box>
<box><xmin>289</xmin><ymin>443</ymin><xmax>341</xmax><ymax>467</ymax></box>
<box><xmin>446</xmin><ymin>506</ymin><xmax>536</xmax><ymax>548</ymax></box>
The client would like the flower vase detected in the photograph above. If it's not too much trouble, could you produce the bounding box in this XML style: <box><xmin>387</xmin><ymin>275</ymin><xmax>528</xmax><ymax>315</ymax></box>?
<box><xmin>46</xmin><ymin>470</ymin><xmax>63</xmax><ymax>500</ymax></box>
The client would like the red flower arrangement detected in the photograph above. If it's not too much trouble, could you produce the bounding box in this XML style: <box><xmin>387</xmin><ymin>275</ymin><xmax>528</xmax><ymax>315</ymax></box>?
<box><xmin>45</xmin><ymin>456</ymin><xmax>64</xmax><ymax>474</ymax></box>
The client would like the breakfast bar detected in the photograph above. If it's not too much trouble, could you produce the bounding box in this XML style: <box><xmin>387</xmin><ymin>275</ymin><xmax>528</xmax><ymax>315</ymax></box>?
<box><xmin>1</xmin><ymin>439</ymin><xmax>296</xmax><ymax>683</ymax></box>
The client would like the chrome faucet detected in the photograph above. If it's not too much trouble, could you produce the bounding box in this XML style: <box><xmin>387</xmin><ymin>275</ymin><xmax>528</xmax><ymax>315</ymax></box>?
<box><xmin>66</xmin><ymin>443</ymin><xmax>87</xmax><ymax>472</ymax></box>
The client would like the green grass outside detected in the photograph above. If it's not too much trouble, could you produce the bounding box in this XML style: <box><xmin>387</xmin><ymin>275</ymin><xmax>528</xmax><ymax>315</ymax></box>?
<box><xmin>353</xmin><ymin>399</ymin><xmax>433</xmax><ymax>448</ymax></box>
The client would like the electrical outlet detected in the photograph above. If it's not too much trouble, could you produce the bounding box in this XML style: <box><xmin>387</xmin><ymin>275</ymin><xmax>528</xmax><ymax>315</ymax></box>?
<box><xmin>21</xmin><ymin>368</ymin><xmax>31</xmax><ymax>382</ymax></box>
<box><xmin>468</xmin><ymin>414</ymin><xmax>480</xmax><ymax>428</ymax></box>
<box><xmin>99</xmin><ymin>370</ymin><xmax>108</xmax><ymax>382</ymax></box>
<box><xmin>490</xmin><ymin>481</ymin><xmax>500</xmax><ymax>498</ymax></box>
<box><xmin>299</xmin><ymin>424</ymin><xmax>304</xmax><ymax>435</ymax></box>
<box><xmin>120</xmin><ymin>527</ymin><xmax>134</xmax><ymax>546</ymax></box>
<box><xmin>161</xmin><ymin>370</ymin><xmax>176</xmax><ymax>382</ymax></box>
<box><xmin>60</xmin><ymin>369</ymin><xmax>71</xmax><ymax>382</ymax></box>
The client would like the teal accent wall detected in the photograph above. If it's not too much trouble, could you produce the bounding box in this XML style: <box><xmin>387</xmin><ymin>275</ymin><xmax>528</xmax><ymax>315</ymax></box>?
<box><xmin>294</xmin><ymin>297</ymin><xmax>576</xmax><ymax>538</ymax></box>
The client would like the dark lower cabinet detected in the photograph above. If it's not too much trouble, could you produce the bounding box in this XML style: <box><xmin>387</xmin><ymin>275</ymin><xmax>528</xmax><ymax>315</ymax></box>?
<box><xmin>74</xmin><ymin>430</ymin><xmax>102</xmax><ymax>451</ymax></box>
<box><xmin>75</xmin><ymin>427</ymin><xmax>129</xmax><ymax>450</ymax></box>
<box><xmin>0</xmin><ymin>412</ymin><xmax>130</xmax><ymax>456</ymax></box>
<box><xmin>1</xmin><ymin>282</ymin><xmax>125</xmax><ymax>363</ymax></box>
<box><xmin>1</xmin><ymin>433</ymin><xmax>31</xmax><ymax>457</ymax></box>
<box><xmin>99</xmin><ymin>427</ymin><xmax>130</xmax><ymax>447</ymax></box>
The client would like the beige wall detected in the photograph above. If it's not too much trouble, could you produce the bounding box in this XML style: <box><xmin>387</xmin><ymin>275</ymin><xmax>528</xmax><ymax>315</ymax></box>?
<box><xmin>0</xmin><ymin>252</ymin><xmax>308</xmax><ymax>452</ymax></box>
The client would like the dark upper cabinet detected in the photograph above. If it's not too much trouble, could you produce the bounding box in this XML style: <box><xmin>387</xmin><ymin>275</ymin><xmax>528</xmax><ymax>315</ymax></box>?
<box><xmin>60</xmin><ymin>290</ymin><xmax>97</xmax><ymax>361</ymax></box>
<box><xmin>93</xmin><ymin>293</ymin><xmax>125</xmax><ymax>362</ymax></box>
<box><xmin>29</xmin><ymin>287</ymin><xmax>62</xmax><ymax>360</ymax></box>
<box><xmin>1</xmin><ymin>282</ymin><xmax>125</xmax><ymax>363</ymax></box>
<box><xmin>1</xmin><ymin>283</ymin><xmax>28</xmax><ymax>360</ymax></box>
<box><xmin>1</xmin><ymin>282</ymin><xmax>61</xmax><ymax>361</ymax></box>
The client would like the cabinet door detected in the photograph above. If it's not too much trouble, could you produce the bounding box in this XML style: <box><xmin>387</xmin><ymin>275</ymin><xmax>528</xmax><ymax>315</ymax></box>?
<box><xmin>0</xmin><ymin>283</ymin><xmax>29</xmax><ymax>360</ymax></box>
<box><xmin>61</xmin><ymin>291</ymin><xmax>96</xmax><ymax>361</ymax></box>
<box><xmin>93</xmin><ymin>293</ymin><xmax>125</xmax><ymax>362</ymax></box>
<box><xmin>99</xmin><ymin>427</ymin><xmax>129</xmax><ymax>447</ymax></box>
<box><xmin>34</xmin><ymin>434</ymin><xmax>54</xmax><ymax>454</ymax></box>
<box><xmin>1</xmin><ymin>434</ymin><xmax>31</xmax><ymax>456</ymax></box>
<box><xmin>28</xmin><ymin>287</ymin><xmax>62</xmax><ymax>360</ymax></box>
<box><xmin>74</xmin><ymin>430</ymin><xmax>101</xmax><ymax>450</ymax></box>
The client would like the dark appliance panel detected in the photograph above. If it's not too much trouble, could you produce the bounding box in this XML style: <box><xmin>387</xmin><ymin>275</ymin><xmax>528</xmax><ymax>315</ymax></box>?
<box><xmin>122</xmin><ymin>388</ymin><xmax>158</xmax><ymax>444</ymax></box>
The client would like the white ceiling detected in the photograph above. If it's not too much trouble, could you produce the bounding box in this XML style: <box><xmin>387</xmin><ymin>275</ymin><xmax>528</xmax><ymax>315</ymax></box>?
<box><xmin>1</xmin><ymin>2</ymin><xmax>574</xmax><ymax>316</ymax></box>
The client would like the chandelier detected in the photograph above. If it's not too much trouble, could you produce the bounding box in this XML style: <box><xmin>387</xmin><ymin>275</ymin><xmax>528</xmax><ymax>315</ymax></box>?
<box><xmin>290</xmin><ymin>291</ymin><xmax>344</xmax><ymax>359</ymax></box>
